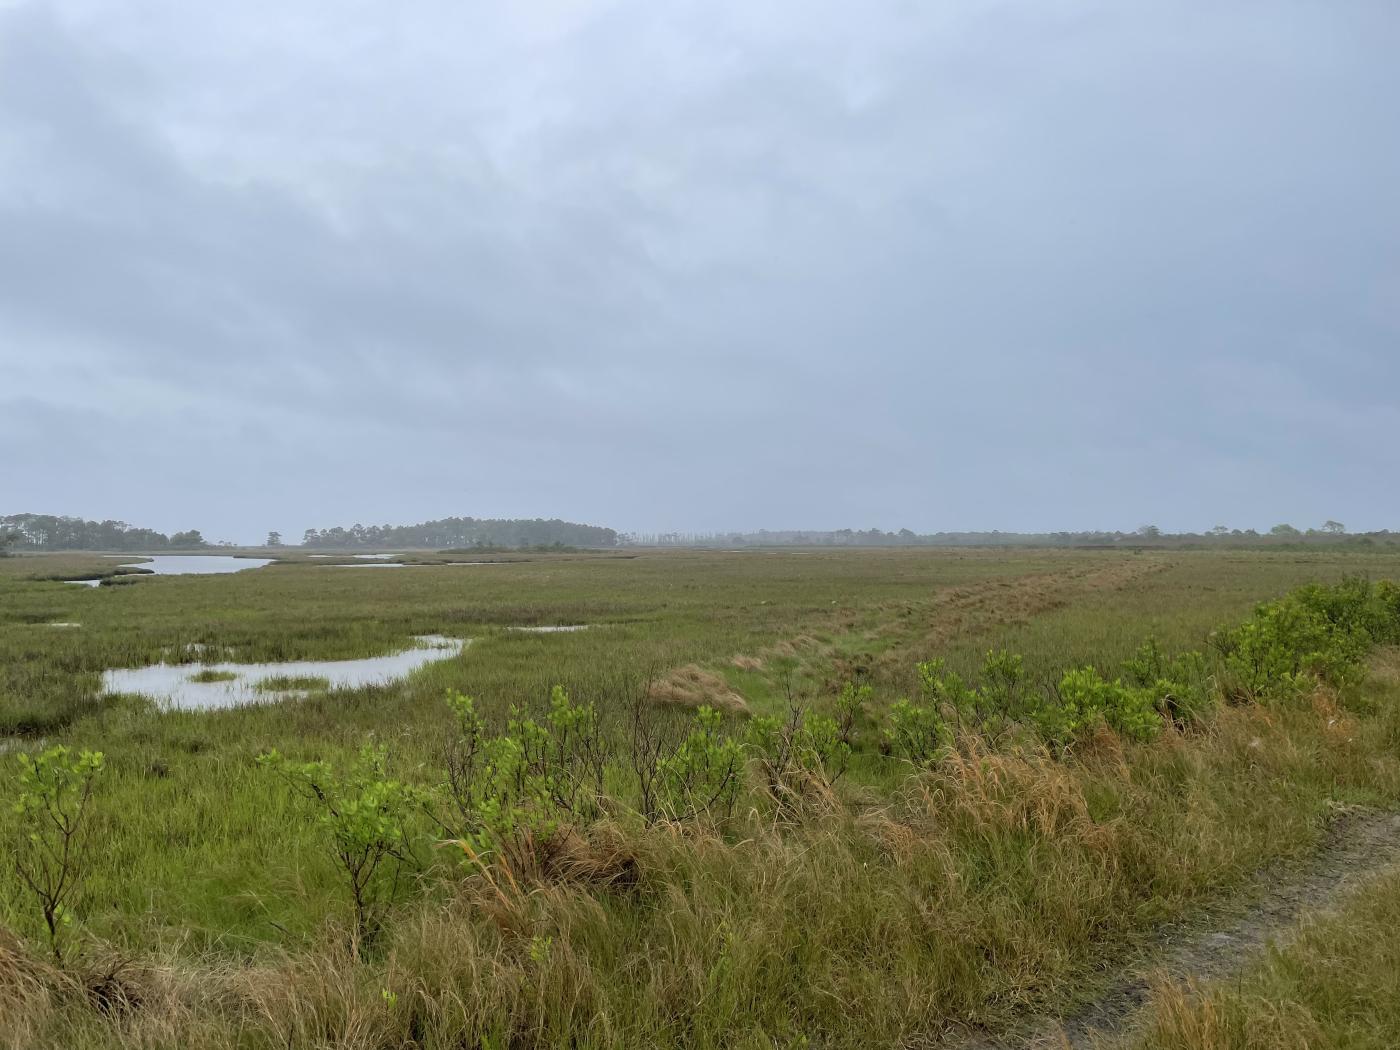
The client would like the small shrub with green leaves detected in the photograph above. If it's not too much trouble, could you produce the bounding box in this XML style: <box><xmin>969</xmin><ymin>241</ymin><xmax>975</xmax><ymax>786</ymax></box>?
<box><xmin>655</xmin><ymin>705</ymin><xmax>746</xmax><ymax>821</ymax></box>
<box><xmin>1211</xmin><ymin>577</ymin><xmax>1400</xmax><ymax>702</ymax></box>
<box><xmin>1122</xmin><ymin>638</ymin><xmax>1167</xmax><ymax>689</ymax></box>
<box><xmin>884</xmin><ymin>694</ymin><xmax>950</xmax><ymax>766</ymax></box>
<box><xmin>916</xmin><ymin>659</ymin><xmax>976</xmax><ymax>719</ymax></box>
<box><xmin>1214</xmin><ymin>600</ymin><xmax>1344</xmax><ymax>701</ymax></box>
<box><xmin>440</xmin><ymin>685</ymin><xmax>611</xmax><ymax>876</ymax></box>
<box><xmin>834</xmin><ymin>680</ymin><xmax>871</xmax><ymax>747</ymax></box>
<box><xmin>915</xmin><ymin>656</ymin><xmax>1018</xmax><ymax>738</ymax></box>
<box><xmin>1028</xmin><ymin>667</ymin><xmax>1162</xmax><ymax>750</ymax></box>
<box><xmin>258</xmin><ymin>744</ymin><xmax>422</xmax><ymax>949</ymax></box>
<box><xmin>979</xmin><ymin>649</ymin><xmax>1026</xmax><ymax>716</ymax></box>
<box><xmin>540</xmin><ymin>684</ymin><xmax>608</xmax><ymax>815</ymax></box>
<box><xmin>1122</xmin><ymin>639</ymin><xmax>1215</xmax><ymax>726</ymax></box>
<box><xmin>747</xmin><ymin>700</ymin><xmax>852</xmax><ymax>809</ymax></box>
<box><xmin>11</xmin><ymin>745</ymin><xmax>104</xmax><ymax>962</ymax></box>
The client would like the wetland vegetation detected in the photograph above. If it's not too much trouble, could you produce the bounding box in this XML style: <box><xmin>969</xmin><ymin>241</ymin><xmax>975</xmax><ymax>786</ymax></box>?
<box><xmin>3</xmin><ymin>546</ymin><xmax>1400</xmax><ymax>1048</ymax></box>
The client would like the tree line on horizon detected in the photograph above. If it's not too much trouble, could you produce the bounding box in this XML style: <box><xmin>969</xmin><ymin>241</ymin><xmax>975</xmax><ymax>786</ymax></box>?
<box><xmin>623</xmin><ymin>521</ymin><xmax>1396</xmax><ymax>548</ymax></box>
<box><xmin>0</xmin><ymin>514</ymin><xmax>207</xmax><ymax>552</ymax></box>
<box><xmin>300</xmin><ymin>516</ymin><xmax>619</xmax><ymax>549</ymax></box>
<box><xmin>5</xmin><ymin>512</ymin><xmax>1393</xmax><ymax>555</ymax></box>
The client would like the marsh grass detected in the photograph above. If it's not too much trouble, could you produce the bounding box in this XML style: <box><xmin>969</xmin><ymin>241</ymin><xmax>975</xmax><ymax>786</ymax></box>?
<box><xmin>5</xmin><ymin>692</ymin><xmax>1399</xmax><ymax>1049</ymax></box>
<box><xmin>252</xmin><ymin>675</ymin><xmax>330</xmax><ymax>693</ymax></box>
<box><xmin>3</xmin><ymin>549</ymin><xmax>1400</xmax><ymax>1046</ymax></box>
<box><xmin>186</xmin><ymin>670</ymin><xmax>237</xmax><ymax>684</ymax></box>
<box><xmin>1133</xmin><ymin>870</ymin><xmax>1400</xmax><ymax>1050</ymax></box>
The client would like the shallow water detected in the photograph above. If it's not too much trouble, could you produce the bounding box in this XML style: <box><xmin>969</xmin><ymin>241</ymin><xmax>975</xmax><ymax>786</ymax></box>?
<box><xmin>305</xmin><ymin>553</ymin><xmax>396</xmax><ymax>561</ymax></box>
<box><xmin>121</xmin><ymin>555</ymin><xmax>276</xmax><ymax>575</ymax></box>
<box><xmin>102</xmin><ymin>635</ymin><xmax>467</xmax><ymax>710</ymax></box>
<box><xmin>69</xmin><ymin>555</ymin><xmax>275</xmax><ymax>586</ymax></box>
<box><xmin>509</xmin><ymin>625</ymin><xmax>591</xmax><ymax>633</ymax></box>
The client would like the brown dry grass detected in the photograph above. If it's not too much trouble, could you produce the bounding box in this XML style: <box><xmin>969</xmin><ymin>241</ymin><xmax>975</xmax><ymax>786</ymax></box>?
<box><xmin>6</xmin><ymin>687</ymin><xmax>1397</xmax><ymax>1050</ymax></box>
<box><xmin>0</xmin><ymin>927</ymin><xmax>54</xmax><ymax>1050</ymax></box>
<box><xmin>647</xmin><ymin>664</ymin><xmax>748</xmax><ymax>712</ymax></box>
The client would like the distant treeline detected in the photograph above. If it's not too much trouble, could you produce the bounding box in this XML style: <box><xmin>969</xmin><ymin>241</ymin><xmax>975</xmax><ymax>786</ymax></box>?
<box><xmin>302</xmin><ymin>516</ymin><xmax>618</xmax><ymax>549</ymax></box>
<box><xmin>623</xmin><ymin>524</ymin><xmax>1399</xmax><ymax>548</ymax></box>
<box><xmin>1</xmin><ymin>514</ymin><xmax>207</xmax><ymax>551</ymax></box>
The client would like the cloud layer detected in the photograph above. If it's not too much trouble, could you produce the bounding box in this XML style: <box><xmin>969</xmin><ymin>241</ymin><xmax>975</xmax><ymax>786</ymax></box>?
<box><xmin>3</xmin><ymin>0</ymin><xmax>1397</xmax><ymax>540</ymax></box>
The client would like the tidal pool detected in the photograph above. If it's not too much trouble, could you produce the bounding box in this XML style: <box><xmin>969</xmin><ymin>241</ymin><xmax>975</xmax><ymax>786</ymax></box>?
<box><xmin>102</xmin><ymin>635</ymin><xmax>467</xmax><ymax>710</ymax></box>
<box><xmin>116</xmin><ymin>555</ymin><xmax>276</xmax><ymax>575</ymax></box>
<box><xmin>68</xmin><ymin>555</ymin><xmax>275</xmax><ymax>586</ymax></box>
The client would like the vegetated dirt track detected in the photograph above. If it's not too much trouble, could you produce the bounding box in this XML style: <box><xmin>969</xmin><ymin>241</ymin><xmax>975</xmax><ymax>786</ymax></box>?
<box><xmin>950</xmin><ymin>807</ymin><xmax>1400</xmax><ymax>1049</ymax></box>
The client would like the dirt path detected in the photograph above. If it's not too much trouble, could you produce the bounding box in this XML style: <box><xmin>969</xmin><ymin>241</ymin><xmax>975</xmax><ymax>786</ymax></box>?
<box><xmin>951</xmin><ymin>807</ymin><xmax>1400</xmax><ymax>1049</ymax></box>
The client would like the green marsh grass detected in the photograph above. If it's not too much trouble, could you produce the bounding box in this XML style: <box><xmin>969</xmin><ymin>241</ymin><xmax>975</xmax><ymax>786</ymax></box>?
<box><xmin>1133</xmin><ymin>867</ymin><xmax>1400</xmax><ymax>1050</ymax></box>
<box><xmin>253</xmin><ymin>675</ymin><xmax>331</xmax><ymax>693</ymax></box>
<box><xmin>3</xmin><ymin>548</ymin><xmax>1400</xmax><ymax>1047</ymax></box>
<box><xmin>186</xmin><ymin>670</ymin><xmax>237</xmax><ymax>684</ymax></box>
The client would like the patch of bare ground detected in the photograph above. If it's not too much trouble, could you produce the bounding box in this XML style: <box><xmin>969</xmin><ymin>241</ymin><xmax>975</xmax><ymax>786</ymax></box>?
<box><xmin>945</xmin><ymin>806</ymin><xmax>1400</xmax><ymax>1050</ymax></box>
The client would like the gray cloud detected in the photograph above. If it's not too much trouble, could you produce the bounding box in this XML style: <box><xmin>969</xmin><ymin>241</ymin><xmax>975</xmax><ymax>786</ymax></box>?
<box><xmin>2</xmin><ymin>0</ymin><xmax>1397</xmax><ymax>540</ymax></box>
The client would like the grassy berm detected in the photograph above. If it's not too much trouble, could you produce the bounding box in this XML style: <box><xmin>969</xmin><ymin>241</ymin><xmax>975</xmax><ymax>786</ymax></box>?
<box><xmin>1</xmin><ymin>548</ymin><xmax>1399</xmax><ymax>1048</ymax></box>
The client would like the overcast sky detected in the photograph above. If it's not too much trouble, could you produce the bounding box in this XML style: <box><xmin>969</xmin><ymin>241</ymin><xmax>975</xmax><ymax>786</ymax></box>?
<box><xmin>2</xmin><ymin>1</ymin><xmax>1397</xmax><ymax>542</ymax></box>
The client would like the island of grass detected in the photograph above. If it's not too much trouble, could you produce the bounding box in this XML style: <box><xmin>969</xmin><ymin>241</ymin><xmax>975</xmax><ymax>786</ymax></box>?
<box><xmin>254</xmin><ymin>675</ymin><xmax>331</xmax><ymax>693</ymax></box>
<box><xmin>187</xmin><ymin>669</ymin><xmax>238</xmax><ymax>683</ymax></box>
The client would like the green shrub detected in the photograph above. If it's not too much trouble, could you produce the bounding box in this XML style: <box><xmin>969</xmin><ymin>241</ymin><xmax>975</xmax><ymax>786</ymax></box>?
<box><xmin>258</xmin><ymin>744</ymin><xmax>422</xmax><ymax>949</ymax></box>
<box><xmin>916</xmin><ymin>658</ymin><xmax>979</xmax><ymax>723</ymax></box>
<box><xmin>1122</xmin><ymin>638</ymin><xmax>1167</xmax><ymax>688</ymax></box>
<box><xmin>10</xmin><ymin>745</ymin><xmax>104</xmax><ymax>962</ymax></box>
<box><xmin>834</xmin><ymin>680</ymin><xmax>871</xmax><ymax>747</ymax></box>
<box><xmin>655</xmin><ymin>705</ymin><xmax>746</xmax><ymax>821</ymax></box>
<box><xmin>890</xmin><ymin>578</ymin><xmax>1400</xmax><ymax>756</ymax></box>
<box><xmin>747</xmin><ymin>701</ymin><xmax>852</xmax><ymax>808</ymax></box>
<box><xmin>1212</xmin><ymin>577</ymin><xmax>1400</xmax><ymax>702</ymax></box>
<box><xmin>440</xmin><ymin>686</ymin><xmax>611</xmax><ymax>874</ymax></box>
<box><xmin>884</xmin><ymin>695</ymin><xmax>951</xmax><ymax>766</ymax></box>
<box><xmin>1123</xmin><ymin>640</ymin><xmax>1215</xmax><ymax>725</ymax></box>
<box><xmin>979</xmin><ymin>649</ymin><xmax>1027</xmax><ymax>716</ymax></box>
<box><xmin>1029</xmin><ymin>667</ymin><xmax>1161</xmax><ymax>749</ymax></box>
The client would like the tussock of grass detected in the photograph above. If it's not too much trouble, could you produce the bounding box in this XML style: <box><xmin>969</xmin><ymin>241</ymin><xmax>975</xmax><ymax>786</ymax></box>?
<box><xmin>253</xmin><ymin>675</ymin><xmax>330</xmax><ymax>693</ymax></box>
<box><xmin>0</xmin><ymin>927</ymin><xmax>54</xmax><ymax>1049</ymax></box>
<box><xmin>186</xmin><ymin>670</ymin><xmax>237</xmax><ymax>683</ymax></box>
<box><xmin>648</xmin><ymin>664</ymin><xmax>748</xmax><ymax>712</ymax></box>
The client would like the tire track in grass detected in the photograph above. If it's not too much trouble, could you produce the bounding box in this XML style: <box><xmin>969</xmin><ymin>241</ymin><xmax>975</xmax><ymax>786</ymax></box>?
<box><xmin>716</xmin><ymin>558</ymin><xmax>1174</xmax><ymax>712</ymax></box>
<box><xmin>950</xmin><ymin>807</ymin><xmax>1400</xmax><ymax>1049</ymax></box>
